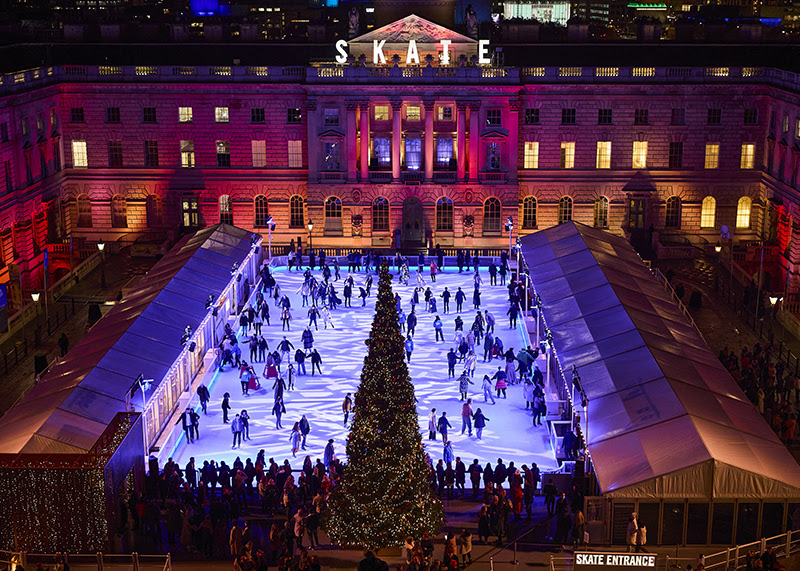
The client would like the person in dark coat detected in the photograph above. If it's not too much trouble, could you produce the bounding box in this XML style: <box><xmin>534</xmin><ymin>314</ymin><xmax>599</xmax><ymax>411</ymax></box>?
<box><xmin>221</xmin><ymin>393</ymin><xmax>231</xmax><ymax>423</ymax></box>
<box><xmin>197</xmin><ymin>384</ymin><xmax>211</xmax><ymax>414</ymax></box>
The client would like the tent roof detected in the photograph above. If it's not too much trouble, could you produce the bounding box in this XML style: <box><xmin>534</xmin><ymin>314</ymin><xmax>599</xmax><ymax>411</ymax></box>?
<box><xmin>0</xmin><ymin>224</ymin><xmax>254</xmax><ymax>455</ymax></box>
<box><xmin>521</xmin><ymin>222</ymin><xmax>800</xmax><ymax>500</ymax></box>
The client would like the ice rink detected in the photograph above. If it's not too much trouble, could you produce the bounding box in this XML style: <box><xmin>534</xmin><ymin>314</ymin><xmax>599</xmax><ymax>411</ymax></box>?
<box><xmin>169</xmin><ymin>262</ymin><xmax>557</xmax><ymax>473</ymax></box>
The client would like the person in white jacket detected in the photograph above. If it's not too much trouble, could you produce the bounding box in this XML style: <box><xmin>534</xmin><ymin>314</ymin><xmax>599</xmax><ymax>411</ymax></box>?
<box><xmin>428</xmin><ymin>409</ymin><xmax>437</xmax><ymax>440</ymax></box>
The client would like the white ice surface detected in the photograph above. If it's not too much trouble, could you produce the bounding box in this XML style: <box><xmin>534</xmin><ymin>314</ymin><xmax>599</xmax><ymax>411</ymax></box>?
<box><xmin>169</xmin><ymin>265</ymin><xmax>557</xmax><ymax>472</ymax></box>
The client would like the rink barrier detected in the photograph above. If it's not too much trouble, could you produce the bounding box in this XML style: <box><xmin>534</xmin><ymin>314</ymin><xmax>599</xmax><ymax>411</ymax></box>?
<box><xmin>5</xmin><ymin>551</ymin><xmax>171</xmax><ymax>570</ymax></box>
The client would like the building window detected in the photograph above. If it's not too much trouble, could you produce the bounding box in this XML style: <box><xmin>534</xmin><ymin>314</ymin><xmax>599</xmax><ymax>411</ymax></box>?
<box><xmin>782</xmin><ymin>114</ymin><xmax>789</xmax><ymax>133</ymax></box>
<box><xmin>290</xmin><ymin>195</ymin><xmax>304</xmax><ymax>228</ymax></box>
<box><xmin>795</xmin><ymin>119</ymin><xmax>800</xmax><ymax>139</ymax></box>
<box><xmin>596</xmin><ymin>141</ymin><xmax>611</xmax><ymax>169</ymax></box>
<box><xmin>634</xmin><ymin>109</ymin><xmax>649</xmax><ymax>125</ymax></box>
<box><xmin>522</xmin><ymin>196</ymin><xmax>537</xmax><ymax>228</ymax></box>
<box><xmin>251</xmin><ymin>108</ymin><xmax>265</xmax><ymax>124</ymax></box>
<box><xmin>72</xmin><ymin>140</ymin><xmax>88</xmax><ymax>168</ymax></box>
<box><xmin>111</xmin><ymin>195</ymin><xmax>127</xmax><ymax>228</ymax></box>
<box><xmin>325</xmin><ymin>196</ymin><xmax>342</xmax><ymax>219</ymax></box>
<box><xmin>524</xmin><ymin>108</ymin><xmax>539</xmax><ymax>125</ymax></box>
<box><xmin>39</xmin><ymin>145</ymin><xmax>46</xmax><ymax>177</ymax></box>
<box><xmin>594</xmin><ymin>196</ymin><xmax>609</xmax><ymax>227</ymax></box>
<box><xmin>254</xmin><ymin>195</ymin><xmax>269</xmax><ymax>227</ymax></box>
<box><xmin>0</xmin><ymin>122</ymin><xmax>7</xmax><ymax>142</ymax></box>
<box><xmin>558</xmin><ymin>196</ymin><xmax>572</xmax><ymax>224</ymax></box>
<box><xmin>179</xmin><ymin>107</ymin><xmax>193</xmax><ymax>123</ymax></box>
<box><xmin>286</xmin><ymin>107</ymin><xmax>303</xmax><ymax>125</ymax></box>
<box><xmin>598</xmin><ymin>109</ymin><xmax>612</xmax><ymax>125</ymax></box>
<box><xmin>108</xmin><ymin>141</ymin><xmax>123</xmax><ymax>167</ymax></box>
<box><xmin>708</xmin><ymin>109</ymin><xmax>722</xmax><ymax>126</ymax></box>
<box><xmin>632</xmin><ymin>141</ymin><xmax>647</xmax><ymax>169</ymax></box>
<box><xmin>671</xmin><ymin>109</ymin><xmax>686</xmax><ymax>125</ymax></box>
<box><xmin>50</xmin><ymin>109</ymin><xmax>58</xmax><ymax>131</ymax></box>
<box><xmin>406</xmin><ymin>106</ymin><xmax>421</xmax><ymax>121</ymax></box>
<box><xmin>106</xmin><ymin>107</ymin><xmax>121</xmax><ymax>123</ymax></box>
<box><xmin>21</xmin><ymin>117</ymin><xmax>28</xmax><ymax>138</ymax></box>
<box><xmin>770</xmin><ymin>110</ymin><xmax>777</xmax><ymax>133</ymax></box>
<box><xmin>146</xmin><ymin>195</ymin><xmax>162</xmax><ymax>227</ymax></box>
<box><xmin>180</xmin><ymin>140</ymin><xmax>195</xmax><ymax>168</ymax></box>
<box><xmin>323</xmin><ymin>108</ymin><xmax>339</xmax><ymax>126</ymax></box>
<box><xmin>145</xmin><ymin>140</ymin><xmax>159</xmax><ymax>168</ymax></box>
<box><xmin>142</xmin><ymin>107</ymin><xmax>157</xmax><ymax>124</ymax></box>
<box><xmin>372</xmin><ymin>197</ymin><xmax>389</xmax><ymax>231</ymax></box>
<box><xmin>436</xmin><ymin>197</ymin><xmax>453</xmax><ymax>231</ymax></box>
<box><xmin>744</xmin><ymin>109</ymin><xmax>758</xmax><ymax>125</ymax></box>
<box><xmin>561</xmin><ymin>108</ymin><xmax>576</xmax><ymax>125</ymax></box>
<box><xmin>252</xmin><ymin>140</ymin><xmax>267</xmax><ymax>168</ymax></box>
<box><xmin>76</xmin><ymin>194</ymin><xmax>92</xmax><ymax>227</ymax></box>
<box><xmin>665</xmin><ymin>196</ymin><xmax>681</xmax><ymax>228</ymax></box>
<box><xmin>669</xmin><ymin>142</ymin><xmax>683</xmax><ymax>169</ymax></box>
<box><xmin>436</xmin><ymin>137</ymin><xmax>454</xmax><ymax>168</ymax></box>
<box><xmin>560</xmin><ymin>141</ymin><xmax>575</xmax><ymax>169</ymax></box>
<box><xmin>486</xmin><ymin>142</ymin><xmax>501</xmax><ymax>170</ymax></box>
<box><xmin>487</xmin><ymin>109</ymin><xmax>502</xmax><ymax>127</ymax></box>
<box><xmin>70</xmin><ymin>108</ymin><xmax>85</xmax><ymax>123</ymax></box>
<box><xmin>736</xmin><ymin>196</ymin><xmax>752</xmax><ymax>228</ymax></box>
<box><xmin>374</xmin><ymin>105</ymin><xmax>389</xmax><ymax>121</ymax></box>
<box><xmin>523</xmin><ymin>142</ymin><xmax>539</xmax><ymax>169</ymax></box>
<box><xmin>438</xmin><ymin>106</ymin><xmax>453</xmax><ymax>121</ymax></box>
<box><xmin>700</xmin><ymin>196</ymin><xmax>716</xmax><ymax>228</ymax></box>
<box><xmin>373</xmin><ymin>137</ymin><xmax>391</xmax><ymax>167</ymax></box>
<box><xmin>52</xmin><ymin>139</ymin><xmax>61</xmax><ymax>171</ymax></box>
<box><xmin>740</xmin><ymin>143</ymin><xmax>755</xmax><ymax>169</ymax></box>
<box><xmin>324</xmin><ymin>142</ymin><xmax>340</xmax><ymax>170</ymax></box>
<box><xmin>288</xmin><ymin>140</ymin><xmax>302</xmax><ymax>168</ymax></box>
<box><xmin>216</xmin><ymin>140</ymin><xmax>230</xmax><ymax>167</ymax></box>
<box><xmin>404</xmin><ymin>137</ymin><xmax>421</xmax><ymax>170</ymax></box>
<box><xmin>704</xmin><ymin>143</ymin><xmax>719</xmax><ymax>169</ymax></box>
<box><xmin>182</xmin><ymin>196</ymin><xmax>199</xmax><ymax>227</ymax></box>
<box><xmin>215</xmin><ymin>107</ymin><xmax>229</xmax><ymax>123</ymax></box>
<box><xmin>219</xmin><ymin>194</ymin><xmax>233</xmax><ymax>225</ymax></box>
<box><xmin>483</xmin><ymin>197</ymin><xmax>502</xmax><ymax>232</ymax></box>
<box><xmin>36</xmin><ymin>113</ymin><xmax>44</xmax><ymax>134</ymax></box>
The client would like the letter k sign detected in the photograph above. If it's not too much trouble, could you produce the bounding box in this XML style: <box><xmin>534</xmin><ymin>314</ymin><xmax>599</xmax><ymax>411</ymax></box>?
<box><xmin>373</xmin><ymin>40</ymin><xmax>386</xmax><ymax>64</ymax></box>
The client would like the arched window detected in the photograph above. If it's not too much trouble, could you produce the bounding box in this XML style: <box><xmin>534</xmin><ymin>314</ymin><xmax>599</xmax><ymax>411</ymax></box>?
<box><xmin>289</xmin><ymin>195</ymin><xmax>304</xmax><ymax>228</ymax></box>
<box><xmin>77</xmin><ymin>194</ymin><xmax>92</xmax><ymax>228</ymax></box>
<box><xmin>111</xmin><ymin>195</ymin><xmax>127</xmax><ymax>228</ymax></box>
<box><xmin>372</xmin><ymin>197</ymin><xmax>389</xmax><ymax>232</ymax></box>
<box><xmin>146</xmin><ymin>195</ymin><xmax>162</xmax><ymax>228</ymax></box>
<box><xmin>219</xmin><ymin>194</ymin><xmax>233</xmax><ymax>225</ymax></box>
<box><xmin>436</xmin><ymin>197</ymin><xmax>453</xmax><ymax>231</ymax></box>
<box><xmin>701</xmin><ymin>196</ymin><xmax>716</xmax><ymax>228</ymax></box>
<box><xmin>558</xmin><ymin>196</ymin><xmax>573</xmax><ymax>224</ymax></box>
<box><xmin>522</xmin><ymin>196</ymin><xmax>537</xmax><ymax>229</ymax></box>
<box><xmin>325</xmin><ymin>196</ymin><xmax>342</xmax><ymax>219</ymax></box>
<box><xmin>594</xmin><ymin>196</ymin><xmax>609</xmax><ymax>228</ymax></box>
<box><xmin>665</xmin><ymin>196</ymin><xmax>681</xmax><ymax>228</ymax></box>
<box><xmin>254</xmin><ymin>195</ymin><xmax>269</xmax><ymax>227</ymax></box>
<box><xmin>483</xmin><ymin>197</ymin><xmax>502</xmax><ymax>232</ymax></box>
<box><xmin>736</xmin><ymin>196</ymin><xmax>752</xmax><ymax>229</ymax></box>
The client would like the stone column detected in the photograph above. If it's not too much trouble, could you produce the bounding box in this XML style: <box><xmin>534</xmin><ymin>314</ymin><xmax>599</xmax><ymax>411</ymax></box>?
<box><xmin>391</xmin><ymin>100</ymin><xmax>403</xmax><ymax>182</ymax></box>
<box><xmin>457</xmin><ymin>101</ymin><xmax>468</xmax><ymax>182</ymax></box>
<box><xmin>359</xmin><ymin>100</ymin><xmax>369</xmax><ymax>182</ymax></box>
<box><xmin>468</xmin><ymin>100</ymin><xmax>481</xmax><ymax>183</ymax></box>
<box><xmin>305</xmin><ymin>99</ymin><xmax>318</xmax><ymax>182</ymax></box>
<box><xmin>346</xmin><ymin>100</ymin><xmax>358</xmax><ymax>182</ymax></box>
<box><xmin>507</xmin><ymin>99</ymin><xmax>520</xmax><ymax>183</ymax></box>
<box><xmin>424</xmin><ymin>99</ymin><xmax>435</xmax><ymax>183</ymax></box>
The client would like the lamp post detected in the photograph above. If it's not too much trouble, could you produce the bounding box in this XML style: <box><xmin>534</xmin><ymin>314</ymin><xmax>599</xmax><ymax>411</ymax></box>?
<box><xmin>31</xmin><ymin>291</ymin><xmax>41</xmax><ymax>346</ymax></box>
<box><xmin>307</xmin><ymin>220</ymin><xmax>314</xmax><ymax>251</ymax></box>
<box><xmin>130</xmin><ymin>374</ymin><xmax>153</xmax><ymax>470</ymax></box>
<box><xmin>266</xmin><ymin>215</ymin><xmax>274</xmax><ymax>259</ymax></box>
<box><xmin>505</xmin><ymin>216</ymin><xmax>514</xmax><ymax>260</ymax></box>
<box><xmin>97</xmin><ymin>241</ymin><xmax>107</xmax><ymax>289</ymax></box>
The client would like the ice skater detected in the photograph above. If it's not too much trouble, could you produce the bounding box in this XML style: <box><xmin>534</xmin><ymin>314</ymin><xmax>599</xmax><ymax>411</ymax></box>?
<box><xmin>438</xmin><ymin>411</ymin><xmax>452</xmax><ymax>444</ymax></box>
<box><xmin>405</xmin><ymin>336</ymin><xmax>414</xmax><ymax>362</ymax></box>
<box><xmin>481</xmin><ymin>375</ymin><xmax>496</xmax><ymax>404</ymax></box>
<box><xmin>458</xmin><ymin>371</ymin><xmax>474</xmax><ymax>401</ymax></box>
<box><xmin>272</xmin><ymin>396</ymin><xmax>285</xmax><ymax>429</ymax></box>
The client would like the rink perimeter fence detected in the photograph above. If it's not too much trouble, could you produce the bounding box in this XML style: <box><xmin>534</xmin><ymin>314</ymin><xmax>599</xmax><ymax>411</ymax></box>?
<box><xmin>0</xmin><ymin>550</ymin><xmax>171</xmax><ymax>571</ymax></box>
<box><xmin>545</xmin><ymin>530</ymin><xmax>800</xmax><ymax>571</ymax></box>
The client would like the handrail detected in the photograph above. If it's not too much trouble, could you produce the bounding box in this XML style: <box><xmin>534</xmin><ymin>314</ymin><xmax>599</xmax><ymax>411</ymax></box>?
<box><xmin>652</xmin><ymin>268</ymin><xmax>707</xmax><ymax>344</ymax></box>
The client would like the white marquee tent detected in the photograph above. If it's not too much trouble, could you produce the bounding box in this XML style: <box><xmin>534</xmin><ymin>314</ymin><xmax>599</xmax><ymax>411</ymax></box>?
<box><xmin>520</xmin><ymin>222</ymin><xmax>800</xmax><ymax>500</ymax></box>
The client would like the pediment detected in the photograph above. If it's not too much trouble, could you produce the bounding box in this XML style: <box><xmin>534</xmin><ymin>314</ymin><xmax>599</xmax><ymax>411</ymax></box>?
<box><xmin>318</xmin><ymin>128</ymin><xmax>345</xmax><ymax>138</ymax></box>
<box><xmin>351</xmin><ymin>14</ymin><xmax>476</xmax><ymax>45</ymax></box>
<box><xmin>481</xmin><ymin>127</ymin><xmax>509</xmax><ymax>138</ymax></box>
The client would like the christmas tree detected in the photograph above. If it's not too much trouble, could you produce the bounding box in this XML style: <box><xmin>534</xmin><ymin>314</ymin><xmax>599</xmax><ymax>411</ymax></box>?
<box><xmin>327</xmin><ymin>264</ymin><xmax>444</xmax><ymax>549</ymax></box>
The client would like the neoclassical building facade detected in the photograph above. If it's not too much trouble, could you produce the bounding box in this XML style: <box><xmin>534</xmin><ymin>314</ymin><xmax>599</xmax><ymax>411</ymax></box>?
<box><xmin>1</xmin><ymin>16</ymin><xmax>800</xmax><ymax>306</ymax></box>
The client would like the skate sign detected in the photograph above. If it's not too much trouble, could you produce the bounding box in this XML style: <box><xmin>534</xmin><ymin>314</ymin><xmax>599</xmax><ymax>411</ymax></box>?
<box><xmin>575</xmin><ymin>552</ymin><xmax>656</xmax><ymax>571</ymax></box>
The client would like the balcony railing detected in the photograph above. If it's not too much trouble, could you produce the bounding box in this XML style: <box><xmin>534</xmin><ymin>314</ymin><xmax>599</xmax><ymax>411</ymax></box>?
<box><xmin>402</xmin><ymin>171</ymin><xmax>424</xmax><ymax>183</ymax></box>
<box><xmin>369</xmin><ymin>171</ymin><xmax>393</xmax><ymax>183</ymax></box>
<box><xmin>433</xmin><ymin>172</ymin><xmax>458</xmax><ymax>184</ymax></box>
<box><xmin>480</xmin><ymin>171</ymin><xmax>507</xmax><ymax>184</ymax></box>
<box><xmin>319</xmin><ymin>171</ymin><xmax>346</xmax><ymax>182</ymax></box>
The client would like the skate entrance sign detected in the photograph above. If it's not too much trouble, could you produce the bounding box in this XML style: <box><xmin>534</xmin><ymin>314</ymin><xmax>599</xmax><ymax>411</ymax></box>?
<box><xmin>575</xmin><ymin>553</ymin><xmax>656</xmax><ymax>571</ymax></box>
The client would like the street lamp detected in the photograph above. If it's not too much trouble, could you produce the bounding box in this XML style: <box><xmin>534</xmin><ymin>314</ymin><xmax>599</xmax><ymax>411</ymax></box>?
<box><xmin>97</xmin><ymin>241</ymin><xmax>107</xmax><ymax>289</ymax></box>
<box><xmin>31</xmin><ymin>291</ymin><xmax>40</xmax><ymax>316</ymax></box>
<box><xmin>266</xmin><ymin>215</ymin><xmax>275</xmax><ymax>259</ymax></box>
<box><xmin>31</xmin><ymin>291</ymin><xmax>41</xmax><ymax>346</ymax></box>
<box><xmin>714</xmin><ymin>242</ymin><xmax>722</xmax><ymax>254</ymax></box>
<box><xmin>505</xmin><ymin>216</ymin><xmax>514</xmax><ymax>260</ymax></box>
<box><xmin>308</xmin><ymin>220</ymin><xmax>314</xmax><ymax>251</ymax></box>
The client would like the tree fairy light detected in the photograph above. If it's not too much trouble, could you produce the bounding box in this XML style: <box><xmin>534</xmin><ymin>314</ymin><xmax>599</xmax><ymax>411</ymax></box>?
<box><xmin>326</xmin><ymin>264</ymin><xmax>444</xmax><ymax>549</ymax></box>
